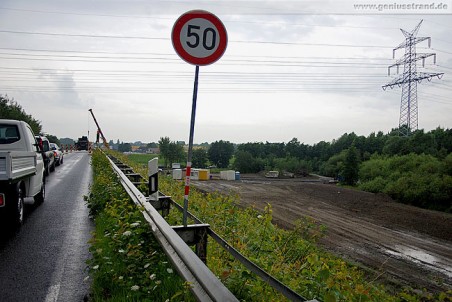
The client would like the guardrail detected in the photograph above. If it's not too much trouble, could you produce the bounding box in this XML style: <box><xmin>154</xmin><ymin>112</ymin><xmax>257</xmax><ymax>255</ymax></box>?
<box><xmin>105</xmin><ymin>153</ymin><xmax>319</xmax><ymax>302</ymax></box>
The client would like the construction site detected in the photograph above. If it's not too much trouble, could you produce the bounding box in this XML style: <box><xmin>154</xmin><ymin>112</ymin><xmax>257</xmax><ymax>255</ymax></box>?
<box><xmin>192</xmin><ymin>173</ymin><xmax>452</xmax><ymax>294</ymax></box>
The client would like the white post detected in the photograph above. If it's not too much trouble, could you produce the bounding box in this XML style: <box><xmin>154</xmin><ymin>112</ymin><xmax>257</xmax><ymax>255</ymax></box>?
<box><xmin>148</xmin><ymin>157</ymin><xmax>159</xmax><ymax>201</ymax></box>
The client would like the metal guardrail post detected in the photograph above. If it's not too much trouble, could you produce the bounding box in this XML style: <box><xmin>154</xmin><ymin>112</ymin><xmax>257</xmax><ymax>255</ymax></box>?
<box><xmin>147</xmin><ymin>196</ymin><xmax>171</xmax><ymax>217</ymax></box>
<box><xmin>173</xmin><ymin>224</ymin><xmax>210</xmax><ymax>264</ymax></box>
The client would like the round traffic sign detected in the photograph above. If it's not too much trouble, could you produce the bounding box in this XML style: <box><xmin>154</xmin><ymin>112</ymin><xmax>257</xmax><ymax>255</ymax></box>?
<box><xmin>172</xmin><ymin>10</ymin><xmax>227</xmax><ymax>66</ymax></box>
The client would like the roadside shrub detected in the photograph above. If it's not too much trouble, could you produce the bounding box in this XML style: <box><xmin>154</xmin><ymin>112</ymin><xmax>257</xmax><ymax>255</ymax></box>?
<box><xmin>86</xmin><ymin>150</ymin><xmax>194</xmax><ymax>301</ymax></box>
<box><xmin>86</xmin><ymin>151</ymin><xmax>122</xmax><ymax>216</ymax></box>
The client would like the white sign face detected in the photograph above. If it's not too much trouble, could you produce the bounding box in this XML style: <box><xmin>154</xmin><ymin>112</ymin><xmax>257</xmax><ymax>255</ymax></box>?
<box><xmin>172</xmin><ymin>10</ymin><xmax>227</xmax><ymax>66</ymax></box>
<box><xmin>180</xmin><ymin>18</ymin><xmax>220</xmax><ymax>58</ymax></box>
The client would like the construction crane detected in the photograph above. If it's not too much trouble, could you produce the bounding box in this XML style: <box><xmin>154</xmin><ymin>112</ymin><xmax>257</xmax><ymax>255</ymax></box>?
<box><xmin>88</xmin><ymin>109</ymin><xmax>109</xmax><ymax>148</ymax></box>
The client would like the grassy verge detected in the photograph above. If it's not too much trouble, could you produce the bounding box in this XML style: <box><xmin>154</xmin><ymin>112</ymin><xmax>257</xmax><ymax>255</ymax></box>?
<box><xmin>125</xmin><ymin>153</ymin><xmax>159</xmax><ymax>166</ymax></box>
<box><xmin>90</xmin><ymin>151</ymin><xmax>451</xmax><ymax>301</ymax></box>
<box><xmin>85</xmin><ymin>150</ymin><xmax>194</xmax><ymax>301</ymax></box>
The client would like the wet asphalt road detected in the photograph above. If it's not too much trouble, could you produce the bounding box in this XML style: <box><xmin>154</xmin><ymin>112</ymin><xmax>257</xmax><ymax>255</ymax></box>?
<box><xmin>0</xmin><ymin>151</ymin><xmax>93</xmax><ymax>302</ymax></box>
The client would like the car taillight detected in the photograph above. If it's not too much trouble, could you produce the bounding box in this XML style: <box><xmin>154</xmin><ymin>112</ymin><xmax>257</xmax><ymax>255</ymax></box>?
<box><xmin>53</xmin><ymin>151</ymin><xmax>57</xmax><ymax>157</ymax></box>
<box><xmin>0</xmin><ymin>193</ymin><xmax>5</xmax><ymax>207</ymax></box>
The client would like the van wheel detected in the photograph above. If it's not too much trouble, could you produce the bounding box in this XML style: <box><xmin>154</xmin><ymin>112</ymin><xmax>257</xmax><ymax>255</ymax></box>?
<box><xmin>34</xmin><ymin>180</ymin><xmax>45</xmax><ymax>204</ymax></box>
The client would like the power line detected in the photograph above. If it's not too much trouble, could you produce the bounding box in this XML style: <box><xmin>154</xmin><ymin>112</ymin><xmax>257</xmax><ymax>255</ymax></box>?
<box><xmin>0</xmin><ymin>47</ymin><xmax>395</xmax><ymax>61</ymax></box>
<box><xmin>0</xmin><ymin>6</ymin><xmax>171</xmax><ymax>20</ymax></box>
<box><xmin>0</xmin><ymin>6</ymin><xmax>397</xmax><ymax>30</ymax></box>
<box><xmin>0</xmin><ymin>29</ymin><xmax>395</xmax><ymax>48</ymax></box>
<box><xmin>2</xmin><ymin>28</ymin><xmax>451</xmax><ymax>55</ymax></box>
<box><xmin>0</xmin><ymin>54</ymin><xmax>391</xmax><ymax>67</ymax></box>
<box><xmin>0</xmin><ymin>29</ymin><xmax>167</xmax><ymax>40</ymax></box>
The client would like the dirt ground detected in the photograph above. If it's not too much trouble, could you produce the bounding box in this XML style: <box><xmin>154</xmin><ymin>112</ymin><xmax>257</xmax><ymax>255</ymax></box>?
<box><xmin>192</xmin><ymin>174</ymin><xmax>452</xmax><ymax>294</ymax></box>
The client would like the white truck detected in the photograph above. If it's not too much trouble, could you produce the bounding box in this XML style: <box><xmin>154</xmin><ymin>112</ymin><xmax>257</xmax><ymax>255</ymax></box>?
<box><xmin>0</xmin><ymin>119</ymin><xmax>45</xmax><ymax>228</ymax></box>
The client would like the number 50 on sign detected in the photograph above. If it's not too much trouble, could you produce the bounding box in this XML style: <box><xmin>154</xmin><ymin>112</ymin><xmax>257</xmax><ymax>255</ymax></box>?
<box><xmin>172</xmin><ymin>10</ymin><xmax>228</xmax><ymax>66</ymax></box>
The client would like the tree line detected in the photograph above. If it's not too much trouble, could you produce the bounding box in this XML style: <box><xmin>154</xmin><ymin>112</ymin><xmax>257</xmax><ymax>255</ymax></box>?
<box><xmin>1</xmin><ymin>95</ymin><xmax>42</xmax><ymax>134</ymax></box>
<box><xmin>1</xmin><ymin>95</ymin><xmax>61</xmax><ymax>144</ymax></box>
<box><xmin>159</xmin><ymin>128</ymin><xmax>452</xmax><ymax>212</ymax></box>
<box><xmin>3</xmin><ymin>95</ymin><xmax>449</xmax><ymax>211</ymax></box>
<box><xmin>158</xmin><ymin>128</ymin><xmax>452</xmax><ymax>175</ymax></box>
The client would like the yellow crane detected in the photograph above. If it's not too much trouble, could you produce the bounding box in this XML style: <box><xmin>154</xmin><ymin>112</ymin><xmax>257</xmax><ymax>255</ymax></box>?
<box><xmin>88</xmin><ymin>109</ymin><xmax>109</xmax><ymax>148</ymax></box>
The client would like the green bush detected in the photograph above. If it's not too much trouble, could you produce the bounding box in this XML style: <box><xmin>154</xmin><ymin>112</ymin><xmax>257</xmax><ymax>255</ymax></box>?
<box><xmin>359</xmin><ymin>176</ymin><xmax>388</xmax><ymax>193</ymax></box>
<box><xmin>359</xmin><ymin>153</ymin><xmax>452</xmax><ymax>211</ymax></box>
<box><xmin>86</xmin><ymin>150</ymin><xmax>194</xmax><ymax>301</ymax></box>
<box><xmin>273</xmin><ymin>157</ymin><xmax>311</xmax><ymax>174</ymax></box>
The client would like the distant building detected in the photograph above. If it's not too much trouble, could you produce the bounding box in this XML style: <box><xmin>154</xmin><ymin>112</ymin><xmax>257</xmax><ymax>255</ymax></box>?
<box><xmin>148</xmin><ymin>147</ymin><xmax>160</xmax><ymax>154</ymax></box>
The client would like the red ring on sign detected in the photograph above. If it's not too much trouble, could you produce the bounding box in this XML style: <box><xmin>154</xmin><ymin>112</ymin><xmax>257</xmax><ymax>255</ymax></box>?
<box><xmin>172</xmin><ymin>10</ymin><xmax>228</xmax><ymax>66</ymax></box>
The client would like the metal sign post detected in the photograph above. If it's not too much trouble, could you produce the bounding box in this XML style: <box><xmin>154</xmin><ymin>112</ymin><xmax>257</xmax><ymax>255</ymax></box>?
<box><xmin>172</xmin><ymin>10</ymin><xmax>227</xmax><ymax>227</ymax></box>
<box><xmin>183</xmin><ymin>65</ymin><xmax>199</xmax><ymax>226</ymax></box>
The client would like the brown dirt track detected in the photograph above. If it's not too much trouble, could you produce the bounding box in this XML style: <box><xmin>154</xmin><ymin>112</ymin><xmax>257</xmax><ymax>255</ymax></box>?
<box><xmin>192</xmin><ymin>174</ymin><xmax>452</xmax><ymax>294</ymax></box>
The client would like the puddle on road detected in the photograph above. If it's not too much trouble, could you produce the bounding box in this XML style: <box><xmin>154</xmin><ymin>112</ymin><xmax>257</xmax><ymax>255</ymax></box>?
<box><xmin>385</xmin><ymin>245</ymin><xmax>452</xmax><ymax>278</ymax></box>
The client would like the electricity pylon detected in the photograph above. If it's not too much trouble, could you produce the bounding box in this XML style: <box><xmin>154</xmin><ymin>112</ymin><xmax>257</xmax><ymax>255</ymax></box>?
<box><xmin>382</xmin><ymin>20</ymin><xmax>443</xmax><ymax>136</ymax></box>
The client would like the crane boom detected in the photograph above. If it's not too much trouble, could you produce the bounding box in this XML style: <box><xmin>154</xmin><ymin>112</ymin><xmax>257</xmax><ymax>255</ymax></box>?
<box><xmin>88</xmin><ymin>109</ymin><xmax>109</xmax><ymax>148</ymax></box>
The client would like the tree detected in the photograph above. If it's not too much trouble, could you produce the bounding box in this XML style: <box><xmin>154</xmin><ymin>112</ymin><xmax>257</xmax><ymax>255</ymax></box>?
<box><xmin>233</xmin><ymin>150</ymin><xmax>264</xmax><ymax>173</ymax></box>
<box><xmin>46</xmin><ymin>134</ymin><xmax>60</xmax><ymax>145</ymax></box>
<box><xmin>1</xmin><ymin>95</ymin><xmax>42</xmax><ymax>134</ymax></box>
<box><xmin>311</xmin><ymin>140</ymin><xmax>332</xmax><ymax>162</ymax></box>
<box><xmin>208</xmin><ymin>140</ymin><xmax>234</xmax><ymax>168</ymax></box>
<box><xmin>146</xmin><ymin>142</ymin><xmax>158</xmax><ymax>148</ymax></box>
<box><xmin>158</xmin><ymin>137</ymin><xmax>185</xmax><ymax>167</ymax></box>
<box><xmin>158</xmin><ymin>137</ymin><xmax>171</xmax><ymax>167</ymax></box>
<box><xmin>192</xmin><ymin>148</ymin><xmax>208</xmax><ymax>168</ymax></box>
<box><xmin>118</xmin><ymin>142</ymin><xmax>131</xmax><ymax>152</ymax></box>
<box><xmin>285</xmin><ymin>138</ymin><xmax>300</xmax><ymax>158</ymax></box>
<box><xmin>320</xmin><ymin>151</ymin><xmax>345</xmax><ymax>178</ymax></box>
<box><xmin>342</xmin><ymin>145</ymin><xmax>360</xmax><ymax>186</ymax></box>
<box><xmin>167</xmin><ymin>141</ymin><xmax>185</xmax><ymax>166</ymax></box>
<box><xmin>382</xmin><ymin>136</ymin><xmax>410</xmax><ymax>156</ymax></box>
<box><xmin>274</xmin><ymin>157</ymin><xmax>311</xmax><ymax>175</ymax></box>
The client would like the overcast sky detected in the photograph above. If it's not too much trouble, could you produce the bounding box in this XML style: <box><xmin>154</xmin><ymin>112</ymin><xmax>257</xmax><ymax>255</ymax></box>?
<box><xmin>1</xmin><ymin>0</ymin><xmax>451</xmax><ymax>145</ymax></box>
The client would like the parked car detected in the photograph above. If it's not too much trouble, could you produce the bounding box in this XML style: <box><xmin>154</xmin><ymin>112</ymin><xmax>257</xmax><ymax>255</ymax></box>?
<box><xmin>50</xmin><ymin>143</ymin><xmax>64</xmax><ymax>166</ymax></box>
<box><xmin>35</xmin><ymin>136</ymin><xmax>55</xmax><ymax>176</ymax></box>
<box><xmin>0</xmin><ymin>119</ymin><xmax>45</xmax><ymax>227</ymax></box>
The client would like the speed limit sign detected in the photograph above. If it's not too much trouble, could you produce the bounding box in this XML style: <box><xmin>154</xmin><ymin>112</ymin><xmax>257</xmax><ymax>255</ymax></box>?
<box><xmin>171</xmin><ymin>10</ymin><xmax>227</xmax><ymax>226</ymax></box>
<box><xmin>172</xmin><ymin>10</ymin><xmax>227</xmax><ymax>66</ymax></box>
